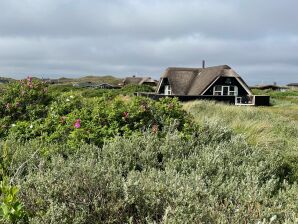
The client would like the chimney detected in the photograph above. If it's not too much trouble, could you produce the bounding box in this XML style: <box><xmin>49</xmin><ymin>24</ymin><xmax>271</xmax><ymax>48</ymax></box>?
<box><xmin>202</xmin><ymin>60</ymin><xmax>205</xmax><ymax>69</ymax></box>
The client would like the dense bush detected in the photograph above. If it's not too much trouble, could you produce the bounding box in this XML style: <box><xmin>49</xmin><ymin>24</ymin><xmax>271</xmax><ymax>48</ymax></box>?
<box><xmin>1</xmin><ymin>81</ymin><xmax>173</xmax><ymax>147</ymax></box>
<box><xmin>6</xmin><ymin>93</ymin><xmax>191</xmax><ymax>147</ymax></box>
<box><xmin>1</xmin><ymin>128</ymin><xmax>297</xmax><ymax>223</ymax></box>
<box><xmin>0</xmin><ymin>78</ymin><xmax>51</xmax><ymax>121</ymax></box>
<box><xmin>0</xmin><ymin>179</ymin><xmax>26</xmax><ymax>223</ymax></box>
<box><xmin>48</xmin><ymin>84</ymin><xmax>155</xmax><ymax>98</ymax></box>
<box><xmin>0</xmin><ymin>78</ymin><xmax>51</xmax><ymax>138</ymax></box>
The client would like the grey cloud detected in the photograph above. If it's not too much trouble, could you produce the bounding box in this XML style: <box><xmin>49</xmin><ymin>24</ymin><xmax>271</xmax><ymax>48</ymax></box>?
<box><xmin>0</xmin><ymin>0</ymin><xmax>297</xmax><ymax>84</ymax></box>
<box><xmin>1</xmin><ymin>0</ymin><xmax>298</xmax><ymax>39</ymax></box>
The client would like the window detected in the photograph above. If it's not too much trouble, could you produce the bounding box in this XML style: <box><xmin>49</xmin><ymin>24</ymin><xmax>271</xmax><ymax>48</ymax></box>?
<box><xmin>229</xmin><ymin>86</ymin><xmax>238</xmax><ymax>96</ymax></box>
<box><xmin>164</xmin><ymin>85</ymin><xmax>172</xmax><ymax>95</ymax></box>
<box><xmin>213</xmin><ymin>85</ymin><xmax>238</xmax><ymax>96</ymax></box>
<box><xmin>214</xmin><ymin>85</ymin><xmax>222</xmax><ymax>95</ymax></box>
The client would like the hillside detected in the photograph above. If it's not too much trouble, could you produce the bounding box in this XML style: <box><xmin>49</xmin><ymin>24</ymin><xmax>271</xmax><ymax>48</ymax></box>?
<box><xmin>0</xmin><ymin>75</ymin><xmax>122</xmax><ymax>85</ymax></box>
<box><xmin>56</xmin><ymin>75</ymin><xmax>122</xmax><ymax>85</ymax></box>
<box><xmin>0</xmin><ymin>77</ymin><xmax>15</xmax><ymax>86</ymax></box>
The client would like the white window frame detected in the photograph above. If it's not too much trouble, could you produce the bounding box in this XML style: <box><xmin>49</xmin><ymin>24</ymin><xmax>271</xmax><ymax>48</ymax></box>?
<box><xmin>213</xmin><ymin>85</ymin><xmax>222</xmax><ymax>95</ymax></box>
<box><xmin>213</xmin><ymin>85</ymin><xmax>238</xmax><ymax>96</ymax></box>
<box><xmin>222</xmin><ymin>86</ymin><xmax>229</xmax><ymax>95</ymax></box>
<box><xmin>164</xmin><ymin>85</ymin><xmax>172</xmax><ymax>95</ymax></box>
<box><xmin>229</xmin><ymin>86</ymin><xmax>238</xmax><ymax>96</ymax></box>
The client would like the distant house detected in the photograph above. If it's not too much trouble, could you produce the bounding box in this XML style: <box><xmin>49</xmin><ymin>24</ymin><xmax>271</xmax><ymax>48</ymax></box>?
<box><xmin>73</xmin><ymin>82</ymin><xmax>96</xmax><ymax>88</ymax></box>
<box><xmin>251</xmin><ymin>84</ymin><xmax>288</xmax><ymax>92</ymax></box>
<box><xmin>97</xmin><ymin>83</ymin><xmax>121</xmax><ymax>89</ymax></box>
<box><xmin>122</xmin><ymin>76</ymin><xmax>157</xmax><ymax>86</ymax></box>
<box><xmin>287</xmin><ymin>83</ymin><xmax>298</xmax><ymax>90</ymax></box>
<box><xmin>138</xmin><ymin>65</ymin><xmax>269</xmax><ymax>106</ymax></box>
<box><xmin>73</xmin><ymin>82</ymin><xmax>120</xmax><ymax>89</ymax></box>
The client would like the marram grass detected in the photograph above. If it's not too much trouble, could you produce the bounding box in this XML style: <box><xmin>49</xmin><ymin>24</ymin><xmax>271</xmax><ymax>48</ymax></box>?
<box><xmin>183</xmin><ymin>99</ymin><xmax>298</xmax><ymax>182</ymax></box>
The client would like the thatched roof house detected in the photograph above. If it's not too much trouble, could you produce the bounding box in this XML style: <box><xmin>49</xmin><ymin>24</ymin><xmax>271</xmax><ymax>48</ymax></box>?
<box><xmin>123</xmin><ymin>76</ymin><xmax>157</xmax><ymax>86</ymax></box>
<box><xmin>156</xmin><ymin>65</ymin><xmax>252</xmax><ymax>96</ymax></box>
<box><xmin>137</xmin><ymin>64</ymin><xmax>270</xmax><ymax>106</ymax></box>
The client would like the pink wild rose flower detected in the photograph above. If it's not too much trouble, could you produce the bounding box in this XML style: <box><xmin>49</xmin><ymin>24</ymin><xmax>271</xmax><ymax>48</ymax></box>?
<box><xmin>74</xmin><ymin>119</ymin><xmax>81</xmax><ymax>128</ymax></box>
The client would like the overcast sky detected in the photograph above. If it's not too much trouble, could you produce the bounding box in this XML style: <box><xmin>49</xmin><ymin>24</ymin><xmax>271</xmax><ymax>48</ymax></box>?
<box><xmin>0</xmin><ymin>0</ymin><xmax>297</xmax><ymax>84</ymax></box>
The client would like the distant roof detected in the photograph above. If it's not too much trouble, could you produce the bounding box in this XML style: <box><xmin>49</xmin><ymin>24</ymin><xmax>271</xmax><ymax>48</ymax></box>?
<box><xmin>287</xmin><ymin>83</ymin><xmax>298</xmax><ymax>87</ymax></box>
<box><xmin>98</xmin><ymin>83</ymin><xmax>113</xmax><ymax>86</ymax></box>
<box><xmin>250</xmin><ymin>85</ymin><xmax>288</xmax><ymax>90</ymax></box>
<box><xmin>123</xmin><ymin>76</ymin><xmax>156</xmax><ymax>85</ymax></box>
<box><xmin>159</xmin><ymin>65</ymin><xmax>251</xmax><ymax>95</ymax></box>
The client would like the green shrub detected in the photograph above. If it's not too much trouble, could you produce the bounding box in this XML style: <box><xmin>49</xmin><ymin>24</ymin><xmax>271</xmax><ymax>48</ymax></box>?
<box><xmin>4</xmin><ymin>129</ymin><xmax>297</xmax><ymax>223</ymax></box>
<box><xmin>0</xmin><ymin>78</ymin><xmax>51</xmax><ymax>138</ymax></box>
<box><xmin>0</xmin><ymin>179</ymin><xmax>26</xmax><ymax>223</ymax></box>
<box><xmin>0</xmin><ymin>78</ymin><xmax>51</xmax><ymax>121</ymax></box>
<box><xmin>5</xmin><ymin>95</ymin><xmax>191</xmax><ymax>148</ymax></box>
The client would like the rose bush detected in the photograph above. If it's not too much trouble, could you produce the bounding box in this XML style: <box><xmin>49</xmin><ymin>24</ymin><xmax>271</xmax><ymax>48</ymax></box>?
<box><xmin>1</xmin><ymin>80</ymin><xmax>193</xmax><ymax>147</ymax></box>
<box><xmin>0</xmin><ymin>78</ymin><xmax>51</xmax><ymax>138</ymax></box>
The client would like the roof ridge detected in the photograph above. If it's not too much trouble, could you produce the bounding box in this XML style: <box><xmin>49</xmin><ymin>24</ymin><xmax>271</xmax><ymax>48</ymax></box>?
<box><xmin>166</xmin><ymin>65</ymin><xmax>231</xmax><ymax>71</ymax></box>
<box><xmin>166</xmin><ymin>67</ymin><xmax>201</xmax><ymax>71</ymax></box>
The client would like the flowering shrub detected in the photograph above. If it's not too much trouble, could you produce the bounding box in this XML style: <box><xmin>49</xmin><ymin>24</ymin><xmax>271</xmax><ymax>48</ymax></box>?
<box><xmin>0</xmin><ymin>78</ymin><xmax>51</xmax><ymax>137</ymax></box>
<box><xmin>1</xmin><ymin>85</ymin><xmax>192</xmax><ymax>147</ymax></box>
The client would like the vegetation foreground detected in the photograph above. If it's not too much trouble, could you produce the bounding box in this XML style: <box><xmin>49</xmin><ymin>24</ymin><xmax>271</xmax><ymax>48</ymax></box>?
<box><xmin>0</xmin><ymin>79</ymin><xmax>297</xmax><ymax>223</ymax></box>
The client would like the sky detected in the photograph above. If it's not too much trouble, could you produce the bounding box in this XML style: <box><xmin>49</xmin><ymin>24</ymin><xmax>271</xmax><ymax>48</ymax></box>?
<box><xmin>0</xmin><ymin>0</ymin><xmax>297</xmax><ymax>85</ymax></box>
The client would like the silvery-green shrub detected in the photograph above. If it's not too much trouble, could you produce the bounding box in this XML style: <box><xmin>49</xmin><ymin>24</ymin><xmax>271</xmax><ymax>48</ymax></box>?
<box><xmin>6</xmin><ymin>128</ymin><xmax>297</xmax><ymax>223</ymax></box>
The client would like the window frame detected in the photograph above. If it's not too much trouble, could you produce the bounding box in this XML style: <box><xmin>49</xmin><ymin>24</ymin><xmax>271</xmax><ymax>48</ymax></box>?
<box><xmin>213</xmin><ymin>85</ymin><xmax>238</xmax><ymax>96</ymax></box>
<box><xmin>164</xmin><ymin>85</ymin><xmax>172</xmax><ymax>95</ymax></box>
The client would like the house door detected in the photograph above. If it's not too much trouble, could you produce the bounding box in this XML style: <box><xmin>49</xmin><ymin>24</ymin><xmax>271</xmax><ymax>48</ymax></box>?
<box><xmin>222</xmin><ymin>86</ymin><xmax>229</xmax><ymax>95</ymax></box>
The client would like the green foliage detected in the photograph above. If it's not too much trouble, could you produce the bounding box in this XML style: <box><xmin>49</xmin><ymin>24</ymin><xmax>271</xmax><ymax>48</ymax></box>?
<box><xmin>0</xmin><ymin>82</ymin><xmax>297</xmax><ymax>223</ymax></box>
<box><xmin>0</xmin><ymin>78</ymin><xmax>51</xmax><ymax>121</ymax></box>
<box><xmin>48</xmin><ymin>84</ymin><xmax>78</xmax><ymax>96</ymax></box>
<box><xmin>0</xmin><ymin>180</ymin><xmax>26</xmax><ymax>223</ymax></box>
<box><xmin>251</xmin><ymin>88</ymin><xmax>298</xmax><ymax>97</ymax></box>
<box><xmin>48</xmin><ymin>84</ymin><xmax>155</xmax><ymax>98</ymax></box>
<box><xmin>4</xmin><ymin>93</ymin><xmax>190</xmax><ymax>148</ymax></box>
<box><xmin>3</xmin><ymin>130</ymin><xmax>297</xmax><ymax>223</ymax></box>
<box><xmin>0</xmin><ymin>78</ymin><xmax>51</xmax><ymax>138</ymax></box>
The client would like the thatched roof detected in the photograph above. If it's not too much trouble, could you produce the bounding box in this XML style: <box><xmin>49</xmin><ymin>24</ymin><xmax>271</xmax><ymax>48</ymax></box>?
<box><xmin>123</xmin><ymin>76</ymin><xmax>156</xmax><ymax>85</ymax></box>
<box><xmin>158</xmin><ymin>65</ymin><xmax>252</xmax><ymax>95</ymax></box>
